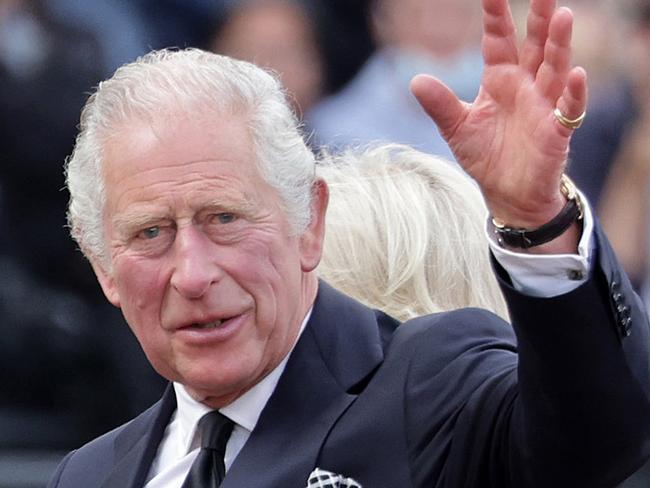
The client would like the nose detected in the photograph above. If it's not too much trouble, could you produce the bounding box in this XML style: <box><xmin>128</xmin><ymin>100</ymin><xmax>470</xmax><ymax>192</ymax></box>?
<box><xmin>170</xmin><ymin>224</ymin><xmax>223</xmax><ymax>299</ymax></box>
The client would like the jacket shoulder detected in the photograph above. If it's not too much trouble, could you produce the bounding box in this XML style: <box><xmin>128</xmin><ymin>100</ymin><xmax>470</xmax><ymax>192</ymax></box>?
<box><xmin>392</xmin><ymin>307</ymin><xmax>516</xmax><ymax>361</ymax></box>
<box><xmin>47</xmin><ymin>399</ymin><xmax>164</xmax><ymax>487</ymax></box>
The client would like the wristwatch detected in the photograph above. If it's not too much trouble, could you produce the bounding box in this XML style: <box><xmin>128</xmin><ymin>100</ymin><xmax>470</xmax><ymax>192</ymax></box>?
<box><xmin>492</xmin><ymin>174</ymin><xmax>584</xmax><ymax>249</ymax></box>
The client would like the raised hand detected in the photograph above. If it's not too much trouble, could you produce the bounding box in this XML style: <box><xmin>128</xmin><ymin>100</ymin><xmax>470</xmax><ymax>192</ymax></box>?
<box><xmin>411</xmin><ymin>0</ymin><xmax>587</xmax><ymax>252</ymax></box>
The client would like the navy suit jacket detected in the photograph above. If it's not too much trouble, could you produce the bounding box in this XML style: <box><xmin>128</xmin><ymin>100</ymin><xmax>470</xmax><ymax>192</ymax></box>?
<box><xmin>49</xmin><ymin>227</ymin><xmax>650</xmax><ymax>487</ymax></box>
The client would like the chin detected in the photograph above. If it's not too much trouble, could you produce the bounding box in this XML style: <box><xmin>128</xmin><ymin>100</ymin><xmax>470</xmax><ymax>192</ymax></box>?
<box><xmin>182</xmin><ymin>362</ymin><xmax>257</xmax><ymax>399</ymax></box>
<box><xmin>183</xmin><ymin>378</ymin><xmax>250</xmax><ymax>407</ymax></box>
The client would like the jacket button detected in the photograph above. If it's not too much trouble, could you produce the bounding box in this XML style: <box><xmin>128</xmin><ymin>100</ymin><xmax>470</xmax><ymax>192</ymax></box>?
<box><xmin>621</xmin><ymin>317</ymin><xmax>632</xmax><ymax>336</ymax></box>
<box><xmin>617</xmin><ymin>304</ymin><xmax>630</xmax><ymax>318</ymax></box>
<box><xmin>568</xmin><ymin>269</ymin><xmax>584</xmax><ymax>280</ymax></box>
<box><xmin>623</xmin><ymin>317</ymin><xmax>632</xmax><ymax>337</ymax></box>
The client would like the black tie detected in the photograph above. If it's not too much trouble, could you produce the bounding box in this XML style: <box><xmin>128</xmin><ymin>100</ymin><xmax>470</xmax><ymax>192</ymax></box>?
<box><xmin>181</xmin><ymin>411</ymin><xmax>234</xmax><ymax>488</ymax></box>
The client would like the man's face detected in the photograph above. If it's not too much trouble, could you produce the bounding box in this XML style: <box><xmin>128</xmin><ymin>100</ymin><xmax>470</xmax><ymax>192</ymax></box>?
<box><xmin>94</xmin><ymin>111</ymin><xmax>325</xmax><ymax>407</ymax></box>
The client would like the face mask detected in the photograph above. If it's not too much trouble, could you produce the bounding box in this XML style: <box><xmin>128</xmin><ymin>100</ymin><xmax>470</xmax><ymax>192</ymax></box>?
<box><xmin>387</xmin><ymin>47</ymin><xmax>483</xmax><ymax>102</ymax></box>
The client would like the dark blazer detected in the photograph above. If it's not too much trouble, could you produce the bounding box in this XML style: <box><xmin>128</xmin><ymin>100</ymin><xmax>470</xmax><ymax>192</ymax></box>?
<box><xmin>48</xmin><ymin>227</ymin><xmax>650</xmax><ymax>487</ymax></box>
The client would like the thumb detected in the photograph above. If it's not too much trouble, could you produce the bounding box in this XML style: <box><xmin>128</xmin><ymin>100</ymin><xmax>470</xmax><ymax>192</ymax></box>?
<box><xmin>410</xmin><ymin>74</ymin><xmax>467</xmax><ymax>139</ymax></box>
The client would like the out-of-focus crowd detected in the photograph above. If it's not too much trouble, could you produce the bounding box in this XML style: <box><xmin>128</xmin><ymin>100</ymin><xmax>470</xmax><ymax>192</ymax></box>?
<box><xmin>1</xmin><ymin>0</ymin><xmax>649</xmax><ymax>483</ymax></box>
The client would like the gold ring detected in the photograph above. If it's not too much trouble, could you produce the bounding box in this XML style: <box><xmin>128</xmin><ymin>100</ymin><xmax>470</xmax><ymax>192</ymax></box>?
<box><xmin>553</xmin><ymin>107</ymin><xmax>586</xmax><ymax>130</ymax></box>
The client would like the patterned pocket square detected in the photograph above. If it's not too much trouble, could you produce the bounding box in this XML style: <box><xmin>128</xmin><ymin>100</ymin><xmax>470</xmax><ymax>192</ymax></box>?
<box><xmin>306</xmin><ymin>468</ymin><xmax>362</xmax><ymax>488</ymax></box>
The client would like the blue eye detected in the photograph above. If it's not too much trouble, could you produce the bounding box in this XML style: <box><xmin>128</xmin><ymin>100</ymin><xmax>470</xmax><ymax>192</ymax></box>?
<box><xmin>142</xmin><ymin>226</ymin><xmax>160</xmax><ymax>239</ymax></box>
<box><xmin>215</xmin><ymin>213</ymin><xmax>236</xmax><ymax>224</ymax></box>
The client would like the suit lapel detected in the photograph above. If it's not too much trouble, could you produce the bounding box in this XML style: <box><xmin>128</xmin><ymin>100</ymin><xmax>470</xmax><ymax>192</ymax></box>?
<box><xmin>101</xmin><ymin>384</ymin><xmax>176</xmax><ymax>488</ymax></box>
<box><xmin>99</xmin><ymin>283</ymin><xmax>394</xmax><ymax>488</ymax></box>
<box><xmin>222</xmin><ymin>282</ymin><xmax>393</xmax><ymax>487</ymax></box>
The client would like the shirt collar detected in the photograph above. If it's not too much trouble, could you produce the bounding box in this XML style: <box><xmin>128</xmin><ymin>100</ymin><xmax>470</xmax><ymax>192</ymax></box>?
<box><xmin>173</xmin><ymin>307</ymin><xmax>313</xmax><ymax>449</ymax></box>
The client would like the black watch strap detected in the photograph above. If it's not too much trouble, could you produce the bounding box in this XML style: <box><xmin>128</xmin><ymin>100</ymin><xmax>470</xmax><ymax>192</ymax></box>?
<box><xmin>492</xmin><ymin>175</ymin><xmax>584</xmax><ymax>249</ymax></box>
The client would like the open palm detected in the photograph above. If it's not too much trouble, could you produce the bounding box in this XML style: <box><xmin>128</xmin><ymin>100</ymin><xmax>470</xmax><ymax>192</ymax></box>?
<box><xmin>412</xmin><ymin>0</ymin><xmax>587</xmax><ymax>229</ymax></box>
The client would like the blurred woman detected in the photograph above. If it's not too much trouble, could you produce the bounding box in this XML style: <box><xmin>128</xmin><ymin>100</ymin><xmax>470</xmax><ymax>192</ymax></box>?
<box><xmin>317</xmin><ymin>144</ymin><xmax>509</xmax><ymax>322</ymax></box>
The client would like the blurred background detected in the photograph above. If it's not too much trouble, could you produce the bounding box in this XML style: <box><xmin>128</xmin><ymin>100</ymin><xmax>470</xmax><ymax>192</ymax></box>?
<box><xmin>1</xmin><ymin>0</ymin><xmax>649</xmax><ymax>486</ymax></box>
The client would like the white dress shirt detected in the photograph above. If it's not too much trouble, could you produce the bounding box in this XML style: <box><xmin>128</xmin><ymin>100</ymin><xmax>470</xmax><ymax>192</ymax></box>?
<box><xmin>489</xmin><ymin>190</ymin><xmax>593</xmax><ymax>296</ymax></box>
<box><xmin>145</xmin><ymin>196</ymin><xmax>595</xmax><ymax>487</ymax></box>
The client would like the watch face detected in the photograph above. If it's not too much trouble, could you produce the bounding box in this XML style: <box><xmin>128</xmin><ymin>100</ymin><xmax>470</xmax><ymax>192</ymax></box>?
<box><xmin>560</xmin><ymin>174</ymin><xmax>584</xmax><ymax>219</ymax></box>
<box><xmin>560</xmin><ymin>174</ymin><xmax>577</xmax><ymax>199</ymax></box>
<box><xmin>493</xmin><ymin>174</ymin><xmax>583</xmax><ymax>249</ymax></box>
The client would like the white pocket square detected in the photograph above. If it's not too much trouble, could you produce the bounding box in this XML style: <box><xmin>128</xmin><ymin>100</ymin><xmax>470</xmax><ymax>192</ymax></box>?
<box><xmin>306</xmin><ymin>468</ymin><xmax>362</xmax><ymax>488</ymax></box>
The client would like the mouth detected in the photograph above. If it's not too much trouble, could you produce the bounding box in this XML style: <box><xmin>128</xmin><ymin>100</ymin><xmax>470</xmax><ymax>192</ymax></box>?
<box><xmin>189</xmin><ymin>319</ymin><xmax>226</xmax><ymax>330</ymax></box>
<box><xmin>170</xmin><ymin>311</ymin><xmax>249</xmax><ymax>343</ymax></box>
<box><xmin>177</xmin><ymin>313</ymin><xmax>243</xmax><ymax>331</ymax></box>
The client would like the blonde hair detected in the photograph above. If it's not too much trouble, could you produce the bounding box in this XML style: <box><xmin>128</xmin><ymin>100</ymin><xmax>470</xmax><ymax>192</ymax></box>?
<box><xmin>317</xmin><ymin>144</ymin><xmax>509</xmax><ymax>322</ymax></box>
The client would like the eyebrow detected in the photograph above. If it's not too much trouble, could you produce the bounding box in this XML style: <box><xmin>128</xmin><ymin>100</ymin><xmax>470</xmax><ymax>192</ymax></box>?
<box><xmin>112</xmin><ymin>212</ymin><xmax>171</xmax><ymax>236</ymax></box>
<box><xmin>199</xmin><ymin>196</ymin><xmax>256</xmax><ymax>215</ymax></box>
<box><xmin>111</xmin><ymin>194</ymin><xmax>258</xmax><ymax>235</ymax></box>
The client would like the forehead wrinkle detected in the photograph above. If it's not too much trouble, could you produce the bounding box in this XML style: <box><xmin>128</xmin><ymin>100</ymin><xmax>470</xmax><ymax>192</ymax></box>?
<box><xmin>111</xmin><ymin>180</ymin><xmax>259</xmax><ymax>235</ymax></box>
<box><xmin>111</xmin><ymin>161</ymin><xmax>249</xmax><ymax>206</ymax></box>
<box><xmin>180</xmin><ymin>172</ymin><xmax>259</xmax><ymax>211</ymax></box>
<box><xmin>106</xmin><ymin>152</ymin><xmax>254</xmax><ymax>187</ymax></box>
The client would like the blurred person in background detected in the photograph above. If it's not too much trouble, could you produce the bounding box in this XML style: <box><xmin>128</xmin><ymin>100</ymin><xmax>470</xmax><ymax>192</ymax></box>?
<box><xmin>0</xmin><ymin>253</ymin><xmax>130</xmax><ymax>450</ymax></box>
<box><xmin>596</xmin><ymin>4</ymin><xmax>650</xmax><ymax>484</ymax></box>
<box><xmin>43</xmin><ymin>0</ymin><xmax>151</xmax><ymax>76</ymax></box>
<box><xmin>599</xmin><ymin>0</ymin><xmax>650</xmax><ymax>299</ymax></box>
<box><xmin>307</xmin><ymin>0</ymin><xmax>483</xmax><ymax>158</ymax></box>
<box><xmin>209</xmin><ymin>0</ymin><xmax>326</xmax><ymax>119</ymax></box>
<box><xmin>136</xmin><ymin>0</ymin><xmax>219</xmax><ymax>53</ymax></box>
<box><xmin>557</xmin><ymin>0</ymin><xmax>635</xmax><ymax>209</ymax></box>
<box><xmin>42</xmin><ymin>0</ymin><xmax>227</xmax><ymax>76</ymax></box>
<box><xmin>311</xmin><ymin>0</ymin><xmax>374</xmax><ymax>96</ymax></box>
<box><xmin>317</xmin><ymin>143</ymin><xmax>509</xmax><ymax>322</ymax></box>
<box><xmin>0</xmin><ymin>0</ymin><xmax>166</xmax><ymax>455</ymax></box>
<box><xmin>0</xmin><ymin>0</ymin><xmax>103</xmax><ymax>300</ymax></box>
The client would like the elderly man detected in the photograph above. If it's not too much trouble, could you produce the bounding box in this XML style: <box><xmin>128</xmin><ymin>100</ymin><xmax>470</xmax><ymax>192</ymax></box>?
<box><xmin>49</xmin><ymin>0</ymin><xmax>650</xmax><ymax>487</ymax></box>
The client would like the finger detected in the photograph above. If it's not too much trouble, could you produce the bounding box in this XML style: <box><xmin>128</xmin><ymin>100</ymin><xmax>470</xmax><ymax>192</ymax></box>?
<box><xmin>481</xmin><ymin>0</ymin><xmax>519</xmax><ymax>66</ymax></box>
<box><xmin>535</xmin><ymin>7</ymin><xmax>573</xmax><ymax>101</ymax></box>
<box><xmin>519</xmin><ymin>0</ymin><xmax>556</xmax><ymax>75</ymax></box>
<box><xmin>410</xmin><ymin>74</ymin><xmax>467</xmax><ymax>140</ymax></box>
<box><xmin>554</xmin><ymin>66</ymin><xmax>588</xmax><ymax>134</ymax></box>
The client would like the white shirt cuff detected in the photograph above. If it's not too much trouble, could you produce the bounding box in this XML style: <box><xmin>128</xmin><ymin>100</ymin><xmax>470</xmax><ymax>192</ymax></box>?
<box><xmin>487</xmin><ymin>191</ymin><xmax>594</xmax><ymax>298</ymax></box>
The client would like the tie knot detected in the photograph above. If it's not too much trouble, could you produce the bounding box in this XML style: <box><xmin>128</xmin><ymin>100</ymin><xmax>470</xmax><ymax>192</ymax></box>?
<box><xmin>197</xmin><ymin>411</ymin><xmax>234</xmax><ymax>452</ymax></box>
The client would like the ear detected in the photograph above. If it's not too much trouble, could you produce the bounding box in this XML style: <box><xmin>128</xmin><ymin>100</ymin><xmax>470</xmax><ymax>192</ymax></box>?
<box><xmin>299</xmin><ymin>178</ymin><xmax>329</xmax><ymax>272</ymax></box>
<box><xmin>88</xmin><ymin>256</ymin><xmax>121</xmax><ymax>308</ymax></box>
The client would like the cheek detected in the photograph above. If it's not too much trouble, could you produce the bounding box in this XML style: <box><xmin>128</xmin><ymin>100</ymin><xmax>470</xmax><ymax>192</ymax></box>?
<box><xmin>110</xmin><ymin>259</ymin><xmax>176</xmax><ymax>376</ymax></box>
<box><xmin>225</xmin><ymin>235</ymin><xmax>301</xmax><ymax>290</ymax></box>
<box><xmin>219</xmin><ymin>236</ymin><xmax>302</xmax><ymax>325</ymax></box>
<box><xmin>246</xmin><ymin>240</ymin><xmax>305</xmax><ymax>325</ymax></box>
<box><xmin>113</xmin><ymin>257</ymin><xmax>167</xmax><ymax>320</ymax></box>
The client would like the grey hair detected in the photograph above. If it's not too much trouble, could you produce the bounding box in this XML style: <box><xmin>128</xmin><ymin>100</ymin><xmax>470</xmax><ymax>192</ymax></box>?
<box><xmin>316</xmin><ymin>144</ymin><xmax>509</xmax><ymax>322</ymax></box>
<box><xmin>66</xmin><ymin>48</ymin><xmax>316</xmax><ymax>266</ymax></box>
